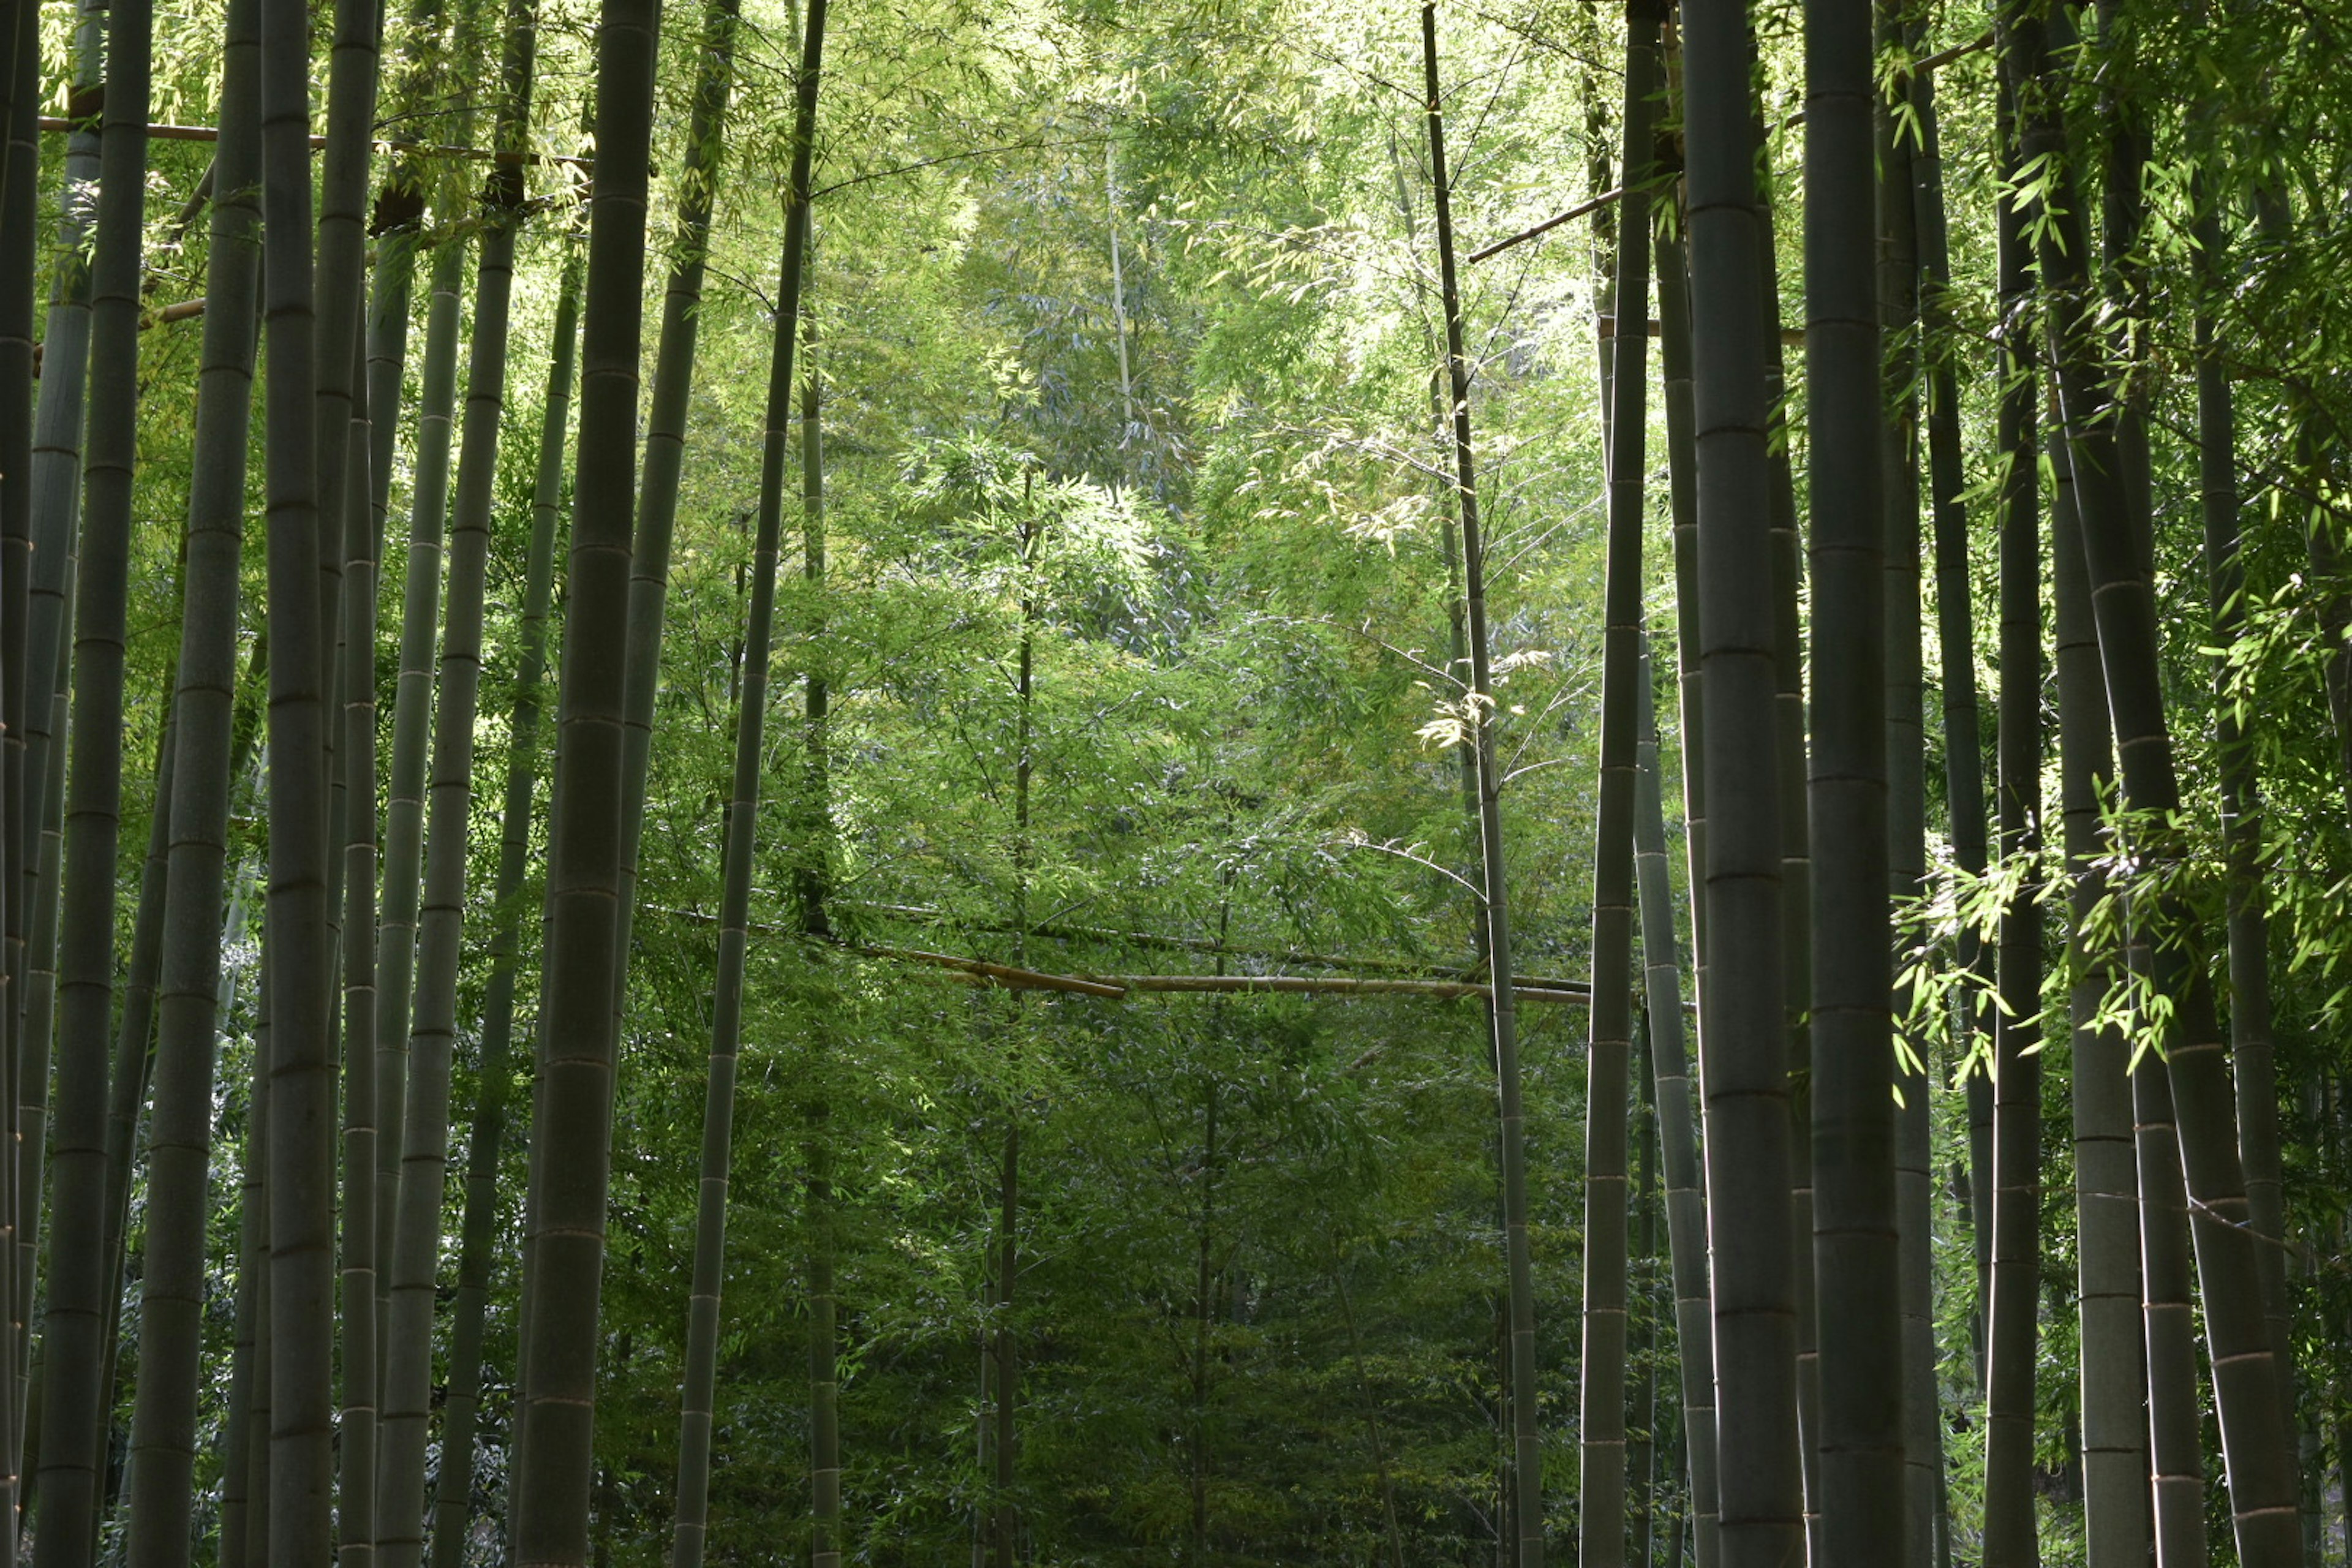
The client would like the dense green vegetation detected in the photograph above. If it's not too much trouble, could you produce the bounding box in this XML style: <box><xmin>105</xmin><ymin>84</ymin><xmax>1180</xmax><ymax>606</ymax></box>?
<box><xmin>4</xmin><ymin>0</ymin><xmax>2352</xmax><ymax>1562</ymax></box>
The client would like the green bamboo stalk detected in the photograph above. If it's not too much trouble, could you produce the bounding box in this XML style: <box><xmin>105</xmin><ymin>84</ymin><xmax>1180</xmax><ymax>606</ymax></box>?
<box><xmin>1901</xmin><ymin>27</ymin><xmax>1963</xmax><ymax>1558</ymax></box>
<box><xmin>2011</xmin><ymin>0</ymin><xmax>2300</xmax><ymax>1551</ymax></box>
<box><xmin>337</xmin><ymin>318</ymin><xmax>383</xmax><ymax>1568</ymax></box>
<box><xmin>257</xmin><ymin>0</ymin><xmax>337</xmax><ymax>1541</ymax></box>
<box><xmin>32</xmin><ymin>0</ymin><xmax>151</xmax><ymax>1544</ymax></box>
<box><xmin>1682</xmin><ymin>2</ymin><xmax>1804</xmax><ymax>1563</ymax></box>
<box><xmin>15</xmin><ymin>0</ymin><xmax>101</xmax><ymax>986</ymax></box>
<box><xmin>669</xmin><ymin>27</ymin><xmax>822</xmax><ymax>1545</ymax></box>
<box><xmin>428</xmin><ymin>235</ymin><xmax>581</xmax><ymax>1568</ymax></box>
<box><xmin>1654</xmin><ymin>223</ymin><xmax>1705</xmax><ymax>1003</ymax></box>
<box><xmin>118</xmin><ymin>0</ymin><xmax>260</xmax><ymax>1553</ymax></box>
<box><xmin>1578</xmin><ymin>10</ymin><xmax>1660</xmax><ymax>1562</ymax></box>
<box><xmin>609</xmin><ymin>0</ymin><xmax>745</xmax><ymax>1027</ymax></box>
<box><xmin>507</xmin><ymin>0</ymin><xmax>660</xmax><ymax>1551</ymax></box>
<box><xmin>2190</xmin><ymin>128</ymin><xmax>2297</xmax><ymax>1525</ymax></box>
<box><xmin>1423</xmin><ymin>9</ymin><xmax>1544</xmax><ymax>1558</ymax></box>
<box><xmin>378</xmin><ymin>3</ymin><xmax>540</xmax><ymax>1554</ymax></box>
<box><xmin>1803</xmin><ymin>1</ymin><xmax>1904</xmax><ymax>1562</ymax></box>
<box><xmin>1633</xmin><ymin>644</ymin><xmax>1716</xmax><ymax>1568</ymax></box>
<box><xmin>797</xmin><ymin>311</ymin><xmax>842</xmax><ymax>1568</ymax></box>
<box><xmin>374</xmin><ymin>232</ymin><xmax>466</xmax><ymax>1328</ymax></box>
<box><xmin>2049</xmin><ymin>432</ymin><xmax>2151</xmax><ymax>1567</ymax></box>
<box><xmin>1981</xmin><ymin>47</ymin><xmax>2043</xmax><ymax>1564</ymax></box>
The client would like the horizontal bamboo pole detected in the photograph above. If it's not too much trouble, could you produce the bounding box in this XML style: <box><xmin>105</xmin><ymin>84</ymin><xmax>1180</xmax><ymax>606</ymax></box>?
<box><xmin>36</xmin><ymin>115</ymin><xmax>595</xmax><ymax>170</ymax></box>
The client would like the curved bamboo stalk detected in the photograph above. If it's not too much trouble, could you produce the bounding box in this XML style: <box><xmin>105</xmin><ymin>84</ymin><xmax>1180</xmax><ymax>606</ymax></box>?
<box><xmin>2190</xmin><ymin>130</ymin><xmax>2296</xmax><ymax>1523</ymax></box>
<box><xmin>1577</xmin><ymin>10</ymin><xmax>1660</xmax><ymax>1562</ymax></box>
<box><xmin>118</xmin><ymin>0</ymin><xmax>260</xmax><ymax>1553</ymax></box>
<box><xmin>428</xmin><ymin>234</ymin><xmax>581</xmax><ymax>1568</ymax></box>
<box><xmin>507</xmin><ymin>0</ymin><xmax>662</xmax><ymax>1552</ymax></box>
<box><xmin>2010</xmin><ymin>0</ymin><xmax>2300</xmax><ymax>1552</ymax></box>
<box><xmin>1421</xmin><ymin>10</ymin><xmax>1542</xmax><ymax>1559</ymax></box>
<box><xmin>1681</xmin><ymin>2</ymin><xmax>1804</xmax><ymax>1564</ymax></box>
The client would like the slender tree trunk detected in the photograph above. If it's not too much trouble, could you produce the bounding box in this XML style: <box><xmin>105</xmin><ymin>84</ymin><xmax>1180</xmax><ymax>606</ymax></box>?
<box><xmin>609</xmin><ymin>0</ymin><xmax>745</xmax><ymax>1028</ymax></box>
<box><xmin>1580</xmin><ymin>10</ymin><xmax>1660</xmax><ymax>1563</ymax></box>
<box><xmin>17</xmin><ymin>0</ymin><xmax>101</xmax><ymax>992</ymax></box>
<box><xmin>118</xmin><ymin>0</ymin><xmax>259</xmax><ymax>1553</ymax></box>
<box><xmin>1682</xmin><ymin>1</ymin><xmax>1804</xmax><ymax>1563</ymax></box>
<box><xmin>1982</xmin><ymin>56</ymin><xmax>2044</xmax><ymax>1565</ymax></box>
<box><xmin>2009</xmin><ymin>4</ymin><xmax>2301</xmax><ymax>1555</ymax></box>
<box><xmin>1902</xmin><ymin>32</ymin><xmax>1964</xmax><ymax>1557</ymax></box>
<box><xmin>217</xmin><ymin>1056</ymin><xmax>269</xmax><ymax>1568</ymax></box>
<box><xmin>33</xmin><ymin>0</ymin><xmax>151</xmax><ymax>1545</ymax></box>
<box><xmin>1629</xmin><ymin>1016</ymin><xmax>1657</xmax><ymax>1568</ymax></box>
<box><xmin>508</xmin><ymin>0</ymin><xmax>661</xmax><ymax>1550</ymax></box>
<box><xmin>336</xmin><ymin>314</ymin><xmax>382</xmax><ymax>1568</ymax></box>
<box><xmin>797</xmin><ymin>311</ymin><xmax>842</xmax><ymax>1568</ymax></box>
<box><xmin>669</xmin><ymin>10</ymin><xmax>823</xmax><ymax>1556</ymax></box>
<box><xmin>1423</xmin><ymin>9</ymin><xmax>1544</xmax><ymax>1558</ymax></box>
<box><xmin>244</xmin><ymin>972</ymin><xmax>275</xmax><ymax>1568</ymax></box>
<box><xmin>1751</xmin><ymin>160</ymin><xmax>1820</xmax><ymax>1567</ymax></box>
<box><xmin>372</xmin><ymin>231</ymin><xmax>466</xmax><ymax>1311</ymax></box>
<box><xmin>1634</xmin><ymin>638</ymin><xmax>1716</xmax><ymax>1568</ymax></box>
<box><xmin>1655</xmin><ymin>227</ymin><xmax>1706</xmax><ymax>1005</ymax></box>
<box><xmin>2192</xmin><ymin>154</ymin><xmax>2297</xmax><ymax>1526</ymax></box>
<box><xmin>0</xmin><ymin>21</ymin><xmax>34</xmax><ymax>1431</ymax></box>
<box><xmin>379</xmin><ymin>7</ymin><xmax>540</xmax><ymax>1556</ymax></box>
<box><xmin>1875</xmin><ymin>23</ymin><xmax>1932</xmax><ymax>1564</ymax></box>
<box><xmin>428</xmin><ymin>236</ymin><xmax>581</xmax><ymax>1568</ymax></box>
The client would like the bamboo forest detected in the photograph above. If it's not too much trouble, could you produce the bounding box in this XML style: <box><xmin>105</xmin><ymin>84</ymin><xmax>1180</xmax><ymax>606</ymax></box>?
<box><xmin>10</xmin><ymin>0</ymin><xmax>2352</xmax><ymax>1559</ymax></box>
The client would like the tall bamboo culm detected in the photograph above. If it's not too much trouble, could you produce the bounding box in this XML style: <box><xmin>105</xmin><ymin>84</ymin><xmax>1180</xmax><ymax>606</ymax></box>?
<box><xmin>2048</xmin><ymin>434</ymin><xmax>2153</xmax><ymax>1567</ymax></box>
<box><xmin>119</xmin><ymin>0</ymin><xmax>261</xmax><ymax>1556</ymax></box>
<box><xmin>430</xmin><ymin>237</ymin><xmax>584</xmax><ymax>1568</ymax></box>
<box><xmin>509</xmin><ymin>0</ymin><xmax>662</xmax><ymax>1553</ymax></box>
<box><xmin>2011</xmin><ymin>1</ymin><xmax>2301</xmax><ymax>1553</ymax></box>
<box><xmin>1681</xmin><ymin>2</ymin><xmax>1804</xmax><ymax>1565</ymax></box>
<box><xmin>1422</xmin><ymin>7</ymin><xmax>1543</xmax><ymax>1559</ymax></box>
<box><xmin>1577</xmin><ymin>7</ymin><xmax>1660</xmax><ymax>1562</ymax></box>
<box><xmin>1632</xmin><ymin>641</ymin><xmax>1716</xmax><ymax>1568</ymax></box>
<box><xmin>671</xmin><ymin>4</ymin><xmax>826</xmax><ymax>1560</ymax></box>
<box><xmin>31</xmin><ymin>0</ymin><xmax>150</xmax><ymax>1536</ymax></box>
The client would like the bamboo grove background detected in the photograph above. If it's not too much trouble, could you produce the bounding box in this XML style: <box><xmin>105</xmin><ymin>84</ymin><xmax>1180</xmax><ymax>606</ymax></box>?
<box><xmin>0</xmin><ymin>0</ymin><xmax>2350</xmax><ymax>1562</ymax></box>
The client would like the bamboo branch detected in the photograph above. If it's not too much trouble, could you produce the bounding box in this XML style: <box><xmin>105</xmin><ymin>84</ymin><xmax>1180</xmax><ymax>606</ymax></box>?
<box><xmin>1471</xmin><ymin>31</ymin><xmax>1991</xmax><ymax>265</ymax></box>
